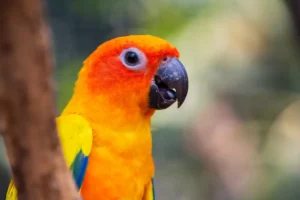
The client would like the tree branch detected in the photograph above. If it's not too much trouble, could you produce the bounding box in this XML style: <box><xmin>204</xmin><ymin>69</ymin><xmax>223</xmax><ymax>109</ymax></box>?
<box><xmin>0</xmin><ymin>0</ymin><xmax>79</xmax><ymax>199</ymax></box>
<box><xmin>286</xmin><ymin>0</ymin><xmax>300</xmax><ymax>45</ymax></box>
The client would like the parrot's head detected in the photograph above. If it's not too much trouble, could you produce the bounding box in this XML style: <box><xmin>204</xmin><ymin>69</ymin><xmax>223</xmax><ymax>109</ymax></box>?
<box><xmin>75</xmin><ymin>35</ymin><xmax>188</xmax><ymax>116</ymax></box>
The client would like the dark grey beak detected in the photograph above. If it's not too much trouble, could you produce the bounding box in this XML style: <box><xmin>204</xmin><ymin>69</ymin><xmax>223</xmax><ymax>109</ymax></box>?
<box><xmin>149</xmin><ymin>57</ymin><xmax>189</xmax><ymax>110</ymax></box>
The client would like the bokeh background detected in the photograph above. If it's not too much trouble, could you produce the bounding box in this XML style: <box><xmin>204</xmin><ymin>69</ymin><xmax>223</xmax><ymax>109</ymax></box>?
<box><xmin>2</xmin><ymin>0</ymin><xmax>300</xmax><ymax>199</ymax></box>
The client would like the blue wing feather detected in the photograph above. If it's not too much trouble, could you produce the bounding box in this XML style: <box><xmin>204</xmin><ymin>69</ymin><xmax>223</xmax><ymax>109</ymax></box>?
<box><xmin>71</xmin><ymin>150</ymin><xmax>89</xmax><ymax>189</ymax></box>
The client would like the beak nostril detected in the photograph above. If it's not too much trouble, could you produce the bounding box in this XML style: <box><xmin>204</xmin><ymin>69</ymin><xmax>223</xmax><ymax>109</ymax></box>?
<box><xmin>161</xmin><ymin>56</ymin><xmax>171</xmax><ymax>65</ymax></box>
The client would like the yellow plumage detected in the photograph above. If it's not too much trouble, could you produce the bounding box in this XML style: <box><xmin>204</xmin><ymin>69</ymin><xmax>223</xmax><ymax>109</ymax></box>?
<box><xmin>57</xmin><ymin>114</ymin><xmax>93</xmax><ymax>166</ymax></box>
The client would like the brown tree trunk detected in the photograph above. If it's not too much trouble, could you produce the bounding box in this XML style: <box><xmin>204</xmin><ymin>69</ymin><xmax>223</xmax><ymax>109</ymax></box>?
<box><xmin>286</xmin><ymin>0</ymin><xmax>300</xmax><ymax>44</ymax></box>
<box><xmin>0</xmin><ymin>0</ymin><xmax>79</xmax><ymax>199</ymax></box>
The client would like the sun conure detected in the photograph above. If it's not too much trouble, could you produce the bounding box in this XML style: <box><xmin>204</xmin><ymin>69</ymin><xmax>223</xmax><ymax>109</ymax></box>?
<box><xmin>6</xmin><ymin>35</ymin><xmax>189</xmax><ymax>200</ymax></box>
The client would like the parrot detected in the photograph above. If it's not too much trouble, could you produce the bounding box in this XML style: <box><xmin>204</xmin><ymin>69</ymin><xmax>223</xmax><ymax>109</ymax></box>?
<box><xmin>6</xmin><ymin>35</ymin><xmax>189</xmax><ymax>200</ymax></box>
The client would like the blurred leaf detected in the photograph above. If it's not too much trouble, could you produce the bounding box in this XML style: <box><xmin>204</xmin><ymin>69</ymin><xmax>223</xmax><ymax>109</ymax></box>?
<box><xmin>56</xmin><ymin>60</ymin><xmax>83</xmax><ymax>113</ymax></box>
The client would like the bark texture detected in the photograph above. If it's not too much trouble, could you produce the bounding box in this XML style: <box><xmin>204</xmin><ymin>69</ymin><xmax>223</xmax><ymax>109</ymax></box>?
<box><xmin>286</xmin><ymin>0</ymin><xmax>300</xmax><ymax>46</ymax></box>
<box><xmin>0</xmin><ymin>0</ymin><xmax>79</xmax><ymax>199</ymax></box>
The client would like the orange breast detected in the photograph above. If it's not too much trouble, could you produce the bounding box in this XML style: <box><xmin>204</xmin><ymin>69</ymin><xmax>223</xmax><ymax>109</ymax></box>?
<box><xmin>80</xmin><ymin>125</ymin><xmax>154</xmax><ymax>200</ymax></box>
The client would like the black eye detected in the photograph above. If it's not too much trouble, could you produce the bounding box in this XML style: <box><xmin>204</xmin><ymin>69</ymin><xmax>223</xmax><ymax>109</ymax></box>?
<box><xmin>125</xmin><ymin>51</ymin><xmax>139</xmax><ymax>66</ymax></box>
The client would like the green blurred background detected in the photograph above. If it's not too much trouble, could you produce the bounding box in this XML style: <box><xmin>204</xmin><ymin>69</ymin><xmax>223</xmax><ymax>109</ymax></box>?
<box><xmin>2</xmin><ymin>0</ymin><xmax>300</xmax><ymax>199</ymax></box>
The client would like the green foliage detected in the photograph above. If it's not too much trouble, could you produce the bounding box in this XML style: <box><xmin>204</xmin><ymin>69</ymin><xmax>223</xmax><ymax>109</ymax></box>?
<box><xmin>71</xmin><ymin>0</ymin><xmax>123</xmax><ymax>17</ymax></box>
<box><xmin>56</xmin><ymin>60</ymin><xmax>83</xmax><ymax>113</ymax></box>
<box><xmin>69</xmin><ymin>0</ymin><xmax>206</xmax><ymax>38</ymax></box>
<box><xmin>144</xmin><ymin>1</ymin><xmax>219</xmax><ymax>37</ymax></box>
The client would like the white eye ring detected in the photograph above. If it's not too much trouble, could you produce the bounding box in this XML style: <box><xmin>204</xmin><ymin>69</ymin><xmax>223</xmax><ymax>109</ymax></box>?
<box><xmin>119</xmin><ymin>47</ymin><xmax>147</xmax><ymax>71</ymax></box>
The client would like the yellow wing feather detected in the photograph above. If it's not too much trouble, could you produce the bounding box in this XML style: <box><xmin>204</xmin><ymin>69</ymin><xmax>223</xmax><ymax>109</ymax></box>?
<box><xmin>57</xmin><ymin>114</ymin><xmax>93</xmax><ymax>166</ymax></box>
<box><xmin>6</xmin><ymin>114</ymin><xmax>93</xmax><ymax>200</ymax></box>
<box><xmin>143</xmin><ymin>180</ymin><xmax>155</xmax><ymax>200</ymax></box>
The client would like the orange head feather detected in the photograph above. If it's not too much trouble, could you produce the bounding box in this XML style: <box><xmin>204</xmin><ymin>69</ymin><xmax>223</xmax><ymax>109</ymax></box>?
<box><xmin>82</xmin><ymin>35</ymin><xmax>178</xmax><ymax>104</ymax></box>
<box><xmin>63</xmin><ymin>35</ymin><xmax>187</xmax><ymax>130</ymax></box>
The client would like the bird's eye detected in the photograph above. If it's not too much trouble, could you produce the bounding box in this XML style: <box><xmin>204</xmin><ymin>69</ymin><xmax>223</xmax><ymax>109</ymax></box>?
<box><xmin>119</xmin><ymin>47</ymin><xmax>147</xmax><ymax>71</ymax></box>
<box><xmin>125</xmin><ymin>51</ymin><xmax>139</xmax><ymax>66</ymax></box>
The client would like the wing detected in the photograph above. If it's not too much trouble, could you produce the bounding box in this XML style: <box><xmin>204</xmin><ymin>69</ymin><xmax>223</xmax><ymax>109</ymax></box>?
<box><xmin>6</xmin><ymin>114</ymin><xmax>93</xmax><ymax>200</ymax></box>
<box><xmin>57</xmin><ymin>114</ymin><xmax>93</xmax><ymax>189</ymax></box>
<box><xmin>143</xmin><ymin>178</ymin><xmax>156</xmax><ymax>200</ymax></box>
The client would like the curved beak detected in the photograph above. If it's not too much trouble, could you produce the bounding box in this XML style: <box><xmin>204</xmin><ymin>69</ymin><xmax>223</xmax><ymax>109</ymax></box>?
<box><xmin>149</xmin><ymin>57</ymin><xmax>189</xmax><ymax>110</ymax></box>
